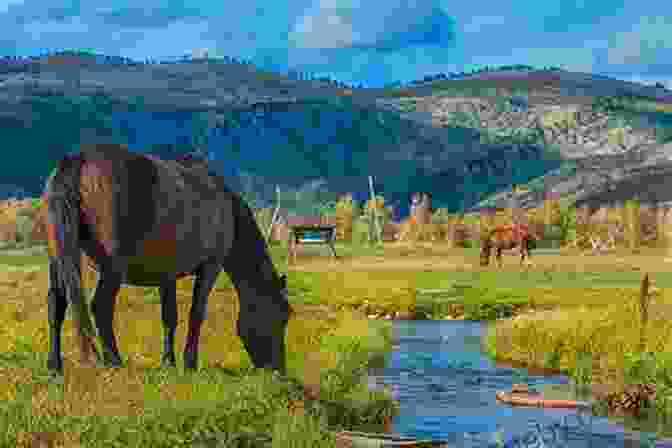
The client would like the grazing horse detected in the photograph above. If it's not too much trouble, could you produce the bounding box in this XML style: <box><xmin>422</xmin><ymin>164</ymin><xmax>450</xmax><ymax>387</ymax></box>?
<box><xmin>480</xmin><ymin>224</ymin><xmax>536</xmax><ymax>268</ymax></box>
<box><xmin>44</xmin><ymin>143</ymin><xmax>292</xmax><ymax>374</ymax></box>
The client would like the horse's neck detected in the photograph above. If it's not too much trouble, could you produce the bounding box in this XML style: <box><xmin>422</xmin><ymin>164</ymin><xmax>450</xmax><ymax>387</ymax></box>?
<box><xmin>227</xmin><ymin>195</ymin><xmax>282</xmax><ymax>300</ymax></box>
<box><xmin>227</xmin><ymin>235</ymin><xmax>278</xmax><ymax>297</ymax></box>
<box><xmin>227</xmin><ymin>259</ymin><xmax>275</xmax><ymax>297</ymax></box>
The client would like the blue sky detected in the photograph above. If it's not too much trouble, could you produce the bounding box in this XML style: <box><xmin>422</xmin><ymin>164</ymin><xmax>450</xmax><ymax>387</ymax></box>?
<box><xmin>1</xmin><ymin>0</ymin><xmax>670</xmax><ymax>88</ymax></box>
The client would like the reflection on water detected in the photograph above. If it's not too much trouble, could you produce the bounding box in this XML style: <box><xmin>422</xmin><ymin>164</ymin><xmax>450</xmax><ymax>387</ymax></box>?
<box><xmin>367</xmin><ymin>320</ymin><xmax>669</xmax><ymax>447</ymax></box>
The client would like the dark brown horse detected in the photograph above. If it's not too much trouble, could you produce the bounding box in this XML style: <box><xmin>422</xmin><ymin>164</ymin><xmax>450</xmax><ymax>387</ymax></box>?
<box><xmin>480</xmin><ymin>224</ymin><xmax>537</xmax><ymax>268</ymax></box>
<box><xmin>44</xmin><ymin>143</ymin><xmax>292</xmax><ymax>374</ymax></box>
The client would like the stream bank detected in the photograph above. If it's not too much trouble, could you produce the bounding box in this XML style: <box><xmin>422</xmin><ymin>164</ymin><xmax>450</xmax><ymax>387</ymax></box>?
<box><xmin>365</xmin><ymin>319</ymin><xmax>671</xmax><ymax>447</ymax></box>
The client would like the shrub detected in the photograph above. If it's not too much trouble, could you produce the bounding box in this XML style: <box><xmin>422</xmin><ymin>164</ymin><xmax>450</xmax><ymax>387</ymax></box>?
<box><xmin>15</xmin><ymin>207</ymin><xmax>36</xmax><ymax>246</ymax></box>
<box><xmin>254</xmin><ymin>207</ymin><xmax>275</xmax><ymax>239</ymax></box>
<box><xmin>352</xmin><ymin>216</ymin><xmax>372</xmax><ymax>246</ymax></box>
<box><xmin>335</xmin><ymin>194</ymin><xmax>357</xmax><ymax>242</ymax></box>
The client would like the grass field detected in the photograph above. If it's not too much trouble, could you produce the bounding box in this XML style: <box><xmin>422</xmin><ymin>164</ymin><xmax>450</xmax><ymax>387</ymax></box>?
<box><xmin>0</xmin><ymin>244</ymin><xmax>398</xmax><ymax>447</ymax></box>
<box><xmin>2</xmin><ymin>241</ymin><xmax>672</xmax><ymax>444</ymax></box>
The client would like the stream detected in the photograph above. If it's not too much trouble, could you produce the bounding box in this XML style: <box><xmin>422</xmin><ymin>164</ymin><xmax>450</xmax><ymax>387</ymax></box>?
<box><xmin>366</xmin><ymin>320</ymin><xmax>671</xmax><ymax>447</ymax></box>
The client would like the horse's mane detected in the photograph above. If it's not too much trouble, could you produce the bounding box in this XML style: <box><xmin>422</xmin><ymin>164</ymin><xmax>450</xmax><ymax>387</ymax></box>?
<box><xmin>175</xmin><ymin>153</ymin><xmax>210</xmax><ymax>170</ymax></box>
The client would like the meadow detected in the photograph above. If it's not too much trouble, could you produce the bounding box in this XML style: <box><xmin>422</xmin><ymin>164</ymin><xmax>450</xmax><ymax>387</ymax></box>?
<box><xmin>2</xmin><ymin>239</ymin><xmax>672</xmax><ymax>445</ymax></box>
<box><xmin>0</xmin><ymin>244</ymin><xmax>397</xmax><ymax>447</ymax></box>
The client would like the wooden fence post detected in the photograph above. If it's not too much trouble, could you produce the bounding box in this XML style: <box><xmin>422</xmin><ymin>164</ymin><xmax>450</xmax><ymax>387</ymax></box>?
<box><xmin>266</xmin><ymin>185</ymin><xmax>281</xmax><ymax>243</ymax></box>
<box><xmin>625</xmin><ymin>198</ymin><xmax>641</xmax><ymax>250</ymax></box>
<box><xmin>446</xmin><ymin>214</ymin><xmax>456</xmax><ymax>248</ymax></box>
<box><xmin>664</xmin><ymin>206</ymin><xmax>672</xmax><ymax>262</ymax></box>
<box><xmin>656</xmin><ymin>204</ymin><xmax>667</xmax><ymax>248</ymax></box>
<box><xmin>575</xmin><ymin>204</ymin><xmax>591</xmax><ymax>248</ymax></box>
<box><xmin>368</xmin><ymin>176</ymin><xmax>383</xmax><ymax>245</ymax></box>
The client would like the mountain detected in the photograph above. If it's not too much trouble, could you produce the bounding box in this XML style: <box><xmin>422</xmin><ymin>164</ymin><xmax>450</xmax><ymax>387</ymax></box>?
<box><xmin>1</xmin><ymin>52</ymin><xmax>672</xmax><ymax>217</ymax></box>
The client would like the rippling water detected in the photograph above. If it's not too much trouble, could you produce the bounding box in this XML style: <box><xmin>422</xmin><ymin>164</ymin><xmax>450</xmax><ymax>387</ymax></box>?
<box><xmin>367</xmin><ymin>320</ymin><xmax>670</xmax><ymax>447</ymax></box>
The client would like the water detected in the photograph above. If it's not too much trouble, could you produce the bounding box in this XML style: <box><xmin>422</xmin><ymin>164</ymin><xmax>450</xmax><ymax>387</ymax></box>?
<box><xmin>367</xmin><ymin>320</ymin><xmax>670</xmax><ymax>447</ymax></box>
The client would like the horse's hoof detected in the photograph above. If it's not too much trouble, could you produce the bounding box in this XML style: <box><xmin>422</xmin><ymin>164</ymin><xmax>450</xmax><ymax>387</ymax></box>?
<box><xmin>161</xmin><ymin>354</ymin><xmax>177</xmax><ymax>368</ymax></box>
<box><xmin>183</xmin><ymin>352</ymin><xmax>198</xmax><ymax>371</ymax></box>
<box><xmin>103</xmin><ymin>361</ymin><xmax>123</xmax><ymax>369</ymax></box>
<box><xmin>103</xmin><ymin>354</ymin><xmax>124</xmax><ymax>368</ymax></box>
<box><xmin>47</xmin><ymin>359</ymin><xmax>63</xmax><ymax>374</ymax></box>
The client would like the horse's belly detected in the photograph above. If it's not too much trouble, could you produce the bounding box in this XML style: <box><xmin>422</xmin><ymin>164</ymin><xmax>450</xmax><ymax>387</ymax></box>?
<box><xmin>124</xmin><ymin>255</ymin><xmax>191</xmax><ymax>286</ymax></box>
<box><xmin>83</xmin><ymin>237</ymin><xmax>198</xmax><ymax>287</ymax></box>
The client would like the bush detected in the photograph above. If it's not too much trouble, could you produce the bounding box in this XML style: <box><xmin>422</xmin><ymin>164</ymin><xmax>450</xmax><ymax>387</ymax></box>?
<box><xmin>254</xmin><ymin>207</ymin><xmax>275</xmax><ymax>239</ymax></box>
<box><xmin>15</xmin><ymin>207</ymin><xmax>36</xmax><ymax>246</ymax></box>
<box><xmin>335</xmin><ymin>195</ymin><xmax>357</xmax><ymax>242</ymax></box>
<box><xmin>352</xmin><ymin>217</ymin><xmax>372</xmax><ymax>246</ymax></box>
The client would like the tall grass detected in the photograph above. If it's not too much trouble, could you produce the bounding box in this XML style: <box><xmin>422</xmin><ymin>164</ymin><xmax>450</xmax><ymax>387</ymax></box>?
<box><xmin>0</xmin><ymin>253</ymin><xmax>398</xmax><ymax>446</ymax></box>
<box><xmin>484</xmin><ymin>276</ymin><xmax>672</xmax><ymax>425</ymax></box>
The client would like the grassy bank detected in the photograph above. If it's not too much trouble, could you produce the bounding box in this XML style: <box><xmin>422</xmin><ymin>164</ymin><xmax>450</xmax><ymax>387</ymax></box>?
<box><xmin>483</xmin><ymin>285</ymin><xmax>672</xmax><ymax>436</ymax></box>
<box><xmin>4</xmin><ymin>241</ymin><xmax>672</xmax><ymax>443</ymax></box>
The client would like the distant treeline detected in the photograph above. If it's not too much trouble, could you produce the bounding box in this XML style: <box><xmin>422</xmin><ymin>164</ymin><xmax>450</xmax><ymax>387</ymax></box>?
<box><xmin>0</xmin><ymin>51</ymin><xmax>565</xmax><ymax>91</ymax></box>
<box><xmin>384</xmin><ymin>64</ymin><xmax>565</xmax><ymax>89</ymax></box>
<box><xmin>0</xmin><ymin>49</ymin><xmax>260</xmax><ymax>67</ymax></box>
<box><xmin>0</xmin><ymin>49</ymin><xmax>364</xmax><ymax>90</ymax></box>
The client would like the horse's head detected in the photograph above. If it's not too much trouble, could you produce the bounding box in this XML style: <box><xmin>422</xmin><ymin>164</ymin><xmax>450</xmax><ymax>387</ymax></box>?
<box><xmin>480</xmin><ymin>236</ymin><xmax>492</xmax><ymax>266</ymax></box>
<box><xmin>236</xmin><ymin>270</ymin><xmax>293</xmax><ymax>376</ymax></box>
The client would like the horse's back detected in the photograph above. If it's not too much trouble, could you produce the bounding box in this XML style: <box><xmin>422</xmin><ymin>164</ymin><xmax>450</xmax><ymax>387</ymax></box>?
<box><xmin>75</xmin><ymin>145</ymin><xmax>235</xmax><ymax>285</ymax></box>
<box><xmin>489</xmin><ymin>224</ymin><xmax>531</xmax><ymax>246</ymax></box>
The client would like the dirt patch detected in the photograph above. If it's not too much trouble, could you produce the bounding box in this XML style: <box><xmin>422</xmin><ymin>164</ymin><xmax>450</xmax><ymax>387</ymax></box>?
<box><xmin>289</xmin><ymin>256</ymin><xmax>474</xmax><ymax>272</ymax></box>
<box><xmin>286</xmin><ymin>248</ymin><xmax>672</xmax><ymax>273</ymax></box>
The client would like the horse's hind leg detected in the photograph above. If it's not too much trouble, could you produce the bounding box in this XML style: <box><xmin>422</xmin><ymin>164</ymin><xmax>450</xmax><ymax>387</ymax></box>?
<box><xmin>159</xmin><ymin>278</ymin><xmax>177</xmax><ymax>367</ymax></box>
<box><xmin>184</xmin><ymin>261</ymin><xmax>221</xmax><ymax>371</ymax></box>
<box><xmin>47</xmin><ymin>258</ymin><xmax>68</xmax><ymax>373</ymax></box>
<box><xmin>525</xmin><ymin>240</ymin><xmax>535</xmax><ymax>267</ymax></box>
<box><xmin>90</xmin><ymin>268</ymin><xmax>123</xmax><ymax>367</ymax></box>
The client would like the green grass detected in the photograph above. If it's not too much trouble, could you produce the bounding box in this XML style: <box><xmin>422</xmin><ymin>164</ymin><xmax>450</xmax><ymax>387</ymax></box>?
<box><xmin>4</xmin><ymin>241</ymin><xmax>672</xmax><ymax>439</ymax></box>
<box><xmin>0</xmin><ymin>244</ymin><xmax>399</xmax><ymax>447</ymax></box>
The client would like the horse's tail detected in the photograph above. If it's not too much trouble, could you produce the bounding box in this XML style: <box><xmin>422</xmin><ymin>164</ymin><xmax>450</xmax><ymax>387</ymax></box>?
<box><xmin>527</xmin><ymin>234</ymin><xmax>537</xmax><ymax>250</ymax></box>
<box><xmin>523</xmin><ymin>226</ymin><xmax>538</xmax><ymax>250</ymax></box>
<box><xmin>46</xmin><ymin>154</ymin><xmax>97</xmax><ymax>343</ymax></box>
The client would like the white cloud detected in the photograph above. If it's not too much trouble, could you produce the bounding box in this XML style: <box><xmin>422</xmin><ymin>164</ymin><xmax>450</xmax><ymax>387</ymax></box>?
<box><xmin>461</xmin><ymin>15</ymin><xmax>506</xmax><ymax>33</ymax></box>
<box><xmin>22</xmin><ymin>16</ymin><xmax>91</xmax><ymax>40</ymax></box>
<box><xmin>290</xmin><ymin>9</ymin><xmax>361</xmax><ymax>49</ymax></box>
<box><xmin>288</xmin><ymin>0</ymin><xmax>443</xmax><ymax>50</ymax></box>
<box><xmin>0</xmin><ymin>0</ymin><xmax>22</xmax><ymax>14</ymax></box>
<box><xmin>116</xmin><ymin>20</ymin><xmax>217</xmax><ymax>60</ymax></box>
<box><xmin>606</xmin><ymin>15</ymin><xmax>672</xmax><ymax>66</ymax></box>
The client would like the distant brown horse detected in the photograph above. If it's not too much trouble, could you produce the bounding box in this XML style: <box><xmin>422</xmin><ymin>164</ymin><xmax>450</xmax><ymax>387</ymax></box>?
<box><xmin>43</xmin><ymin>143</ymin><xmax>292</xmax><ymax>374</ymax></box>
<box><xmin>480</xmin><ymin>224</ymin><xmax>537</xmax><ymax>268</ymax></box>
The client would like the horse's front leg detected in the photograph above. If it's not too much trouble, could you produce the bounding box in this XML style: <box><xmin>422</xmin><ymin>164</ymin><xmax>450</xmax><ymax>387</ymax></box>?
<box><xmin>496</xmin><ymin>248</ymin><xmax>503</xmax><ymax>268</ymax></box>
<box><xmin>184</xmin><ymin>262</ymin><xmax>221</xmax><ymax>371</ymax></box>
<box><xmin>159</xmin><ymin>279</ymin><xmax>178</xmax><ymax>367</ymax></box>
